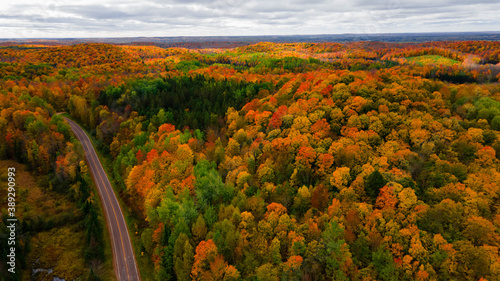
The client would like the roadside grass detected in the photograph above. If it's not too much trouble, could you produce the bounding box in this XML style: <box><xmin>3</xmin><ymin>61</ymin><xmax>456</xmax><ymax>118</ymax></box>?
<box><xmin>61</xmin><ymin>113</ymin><xmax>155</xmax><ymax>281</ymax></box>
<box><xmin>406</xmin><ymin>55</ymin><xmax>460</xmax><ymax>66</ymax></box>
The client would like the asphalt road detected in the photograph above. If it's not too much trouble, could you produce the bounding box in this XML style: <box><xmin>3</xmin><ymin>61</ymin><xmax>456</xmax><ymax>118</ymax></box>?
<box><xmin>63</xmin><ymin>116</ymin><xmax>141</xmax><ymax>281</ymax></box>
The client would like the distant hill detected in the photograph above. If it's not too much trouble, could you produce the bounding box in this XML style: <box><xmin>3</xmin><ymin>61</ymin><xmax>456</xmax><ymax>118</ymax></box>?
<box><xmin>1</xmin><ymin>31</ymin><xmax>499</xmax><ymax>49</ymax></box>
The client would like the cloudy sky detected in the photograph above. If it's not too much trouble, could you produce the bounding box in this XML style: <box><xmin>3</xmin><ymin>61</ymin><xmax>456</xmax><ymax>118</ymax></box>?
<box><xmin>1</xmin><ymin>0</ymin><xmax>499</xmax><ymax>38</ymax></box>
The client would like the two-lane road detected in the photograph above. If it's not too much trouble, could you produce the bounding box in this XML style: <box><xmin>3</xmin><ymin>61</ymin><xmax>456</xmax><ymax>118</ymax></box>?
<box><xmin>62</xmin><ymin>116</ymin><xmax>141</xmax><ymax>281</ymax></box>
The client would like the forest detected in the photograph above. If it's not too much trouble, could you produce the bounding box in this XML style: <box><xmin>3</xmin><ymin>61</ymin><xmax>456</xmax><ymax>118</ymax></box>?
<box><xmin>1</xmin><ymin>40</ymin><xmax>500</xmax><ymax>280</ymax></box>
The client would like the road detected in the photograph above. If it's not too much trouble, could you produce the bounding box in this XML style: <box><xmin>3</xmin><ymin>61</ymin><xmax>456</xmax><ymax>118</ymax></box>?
<box><xmin>62</xmin><ymin>116</ymin><xmax>141</xmax><ymax>281</ymax></box>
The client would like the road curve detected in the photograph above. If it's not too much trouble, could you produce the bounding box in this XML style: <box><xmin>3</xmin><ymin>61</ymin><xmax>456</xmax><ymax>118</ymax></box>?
<box><xmin>62</xmin><ymin>116</ymin><xmax>141</xmax><ymax>281</ymax></box>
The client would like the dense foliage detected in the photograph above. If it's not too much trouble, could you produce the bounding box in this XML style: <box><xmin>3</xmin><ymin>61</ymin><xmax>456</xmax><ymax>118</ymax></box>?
<box><xmin>99</xmin><ymin>75</ymin><xmax>272</xmax><ymax>130</ymax></box>
<box><xmin>1</xmin><ymin>41</ymin><xmax>500</xmax><ymax>280</ymax></box>
<box><xmin>0</xmin><ymin>66</ymin><xmax>107</xmax><ymax>279</ymax></box>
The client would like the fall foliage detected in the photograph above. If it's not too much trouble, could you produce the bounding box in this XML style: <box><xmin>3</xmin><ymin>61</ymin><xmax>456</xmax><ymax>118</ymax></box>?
<box><xmin>2</xmin><ymin>40</ymin><xmax>500</xmax><ymax>280</ymax></box>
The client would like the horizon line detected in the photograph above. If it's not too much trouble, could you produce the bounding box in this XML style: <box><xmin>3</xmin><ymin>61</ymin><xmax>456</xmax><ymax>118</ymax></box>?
<box><xmin>1</xmin><ymin>31</ymin><xmax>500</xmax><ymax>41</ymax></box>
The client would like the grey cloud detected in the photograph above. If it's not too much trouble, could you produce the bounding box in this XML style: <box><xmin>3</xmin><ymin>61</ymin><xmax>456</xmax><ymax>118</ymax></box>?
<box><xmin>57</xmin><ymin>5</ymin><xmax>130</xmax><ymax>20</ymax></box>
<box><xmin>352</xmin><ymin>0</ymin><xmax>498</xmax><ymax>9</ymax></box>
<box><xmin>0</xmin><ymin>0</ymin><xmax>499</xmax><ymax>38</ymax></box>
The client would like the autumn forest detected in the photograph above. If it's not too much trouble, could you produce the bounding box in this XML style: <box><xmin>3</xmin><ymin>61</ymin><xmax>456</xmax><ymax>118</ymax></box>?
<box><xmin>1</xmin><ymin>40</ymin><xmax>500</xmax><ymax>280</ymax></box>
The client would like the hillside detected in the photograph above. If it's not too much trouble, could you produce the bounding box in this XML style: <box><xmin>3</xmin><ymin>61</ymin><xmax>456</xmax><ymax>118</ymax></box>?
<box><xmin>1</xmin><ymin>41</ymin><xmax>500</xmax><ymax>280</ymax></box>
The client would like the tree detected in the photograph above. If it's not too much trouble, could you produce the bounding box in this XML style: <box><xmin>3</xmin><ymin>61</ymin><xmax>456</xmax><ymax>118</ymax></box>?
<box><xmin>322</xmin><ymin>221</ymin><xmax>352</xmax><ymax>281</ymax></box>
<box><xmin>192</xmin><ymin>215</ymin><xmax>208</xmax><ymax>244</ymax></box>
<box><xmin>330</xmin><ymin>167</ymin><xmax>351</xmax><ymax>191</ymax></box>
<box><xmin>463</xmin><ymin>216</ymin><xmax>500</xmax><ymax>246</ymax></box>
<box><xmin>212</xmin><ymin>219</ymin><xmax>239</xmax><ymax>264</ymax></box>
<box><xmin>173</xmin><ymin>233</ymin><xmax>193</xmax><ymax>280</ymax></box>
<box><xmin>191</xmin><ymin>240</ymin><xmax>217</xmax><ymax>280</ymax></box>
<box><xmin>365</xmin><ymin>170</ymin><xmax>386</xmax><ymax>199</ymax></box>
<box><xmin>293</xmin><ymin>185</ymin><xmax>312</xmax><ymax>215</ymax></box>
<box><xmin>282</xmin><ymin>255</ymin><xmax>303</xmax><ymax>281</ymax></box>
<box><xmin>191</xmin><ymin>239</ymin><xmax>240</xmax><ymax>281</ymax></box>
<box><xmin>256</xmin><ymin>263</ymin><xmax>279</xmax><ymax>281</ymax></box>
<box><xmin>418</xmin><ymin>199</ymin><xmax>464</xmax><ymax>242</ymax></box>
<box><xmin>311</xmin><ymin>184</ymin><xmax>330</xmax><ymax>211</ymax></box>
<box><xmin>194</xmin><ymin>160</ymin><xmax>228</xmax><ymax>209</ymax></box>
<box><xmin>373</xmin><ymin>247</ymin><xmax>399</xmax><ymax>281</ymax></box>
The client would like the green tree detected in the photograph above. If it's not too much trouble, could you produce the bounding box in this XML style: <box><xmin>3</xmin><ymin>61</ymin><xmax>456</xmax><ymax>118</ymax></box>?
<box><xmin>322</xmin><ymin>221</ymin><xmax>351</xmax><ymax>281</ymax></box>
<box><xmin>194</xmin><ymin>160</ymin><xmax>230</xmax><ymax>209</ymax></box>
<box><xmin>212</xmin><ymin>219</ymin><xmax>239</xmax><ymax>264</ymax></box>
<box><xmin>192</xmin><ymin>215</ymin><xmax>208</xmax><ymax>243</ymax></box>
<box><xmin>491</xmin><ymin>115</ymin><xmax>500</xmax><ymax>130</ymax></box>
<box><xmin>173</xmin><ymin>233</ymin><xmax>193</xmax><ymax>280</ymax></box>
<box><xmin>365</xmin><ymin>170</ymin><xmax>386</xmax><ymax>199</ymax></box>
<box><xmin>372</xmin><ymin>248</ymin><xmax>399</xmax><ymax>281</ymax></box>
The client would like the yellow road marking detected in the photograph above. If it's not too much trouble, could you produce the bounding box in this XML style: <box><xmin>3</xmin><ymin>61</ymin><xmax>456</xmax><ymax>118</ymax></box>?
<box><xmin>71</xmin><ymin>120</ymin><xmax>131</xmax><ymax>280</ymax></box>
<box><xmin>89</xmin><ymin>146</ymin><xmax>132</xmax><ymax>280</ymax></box>
<box><xmin>64</xmin><ymin>118</ymin><xmax>138</xmax><ymax>280</ymax></box>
